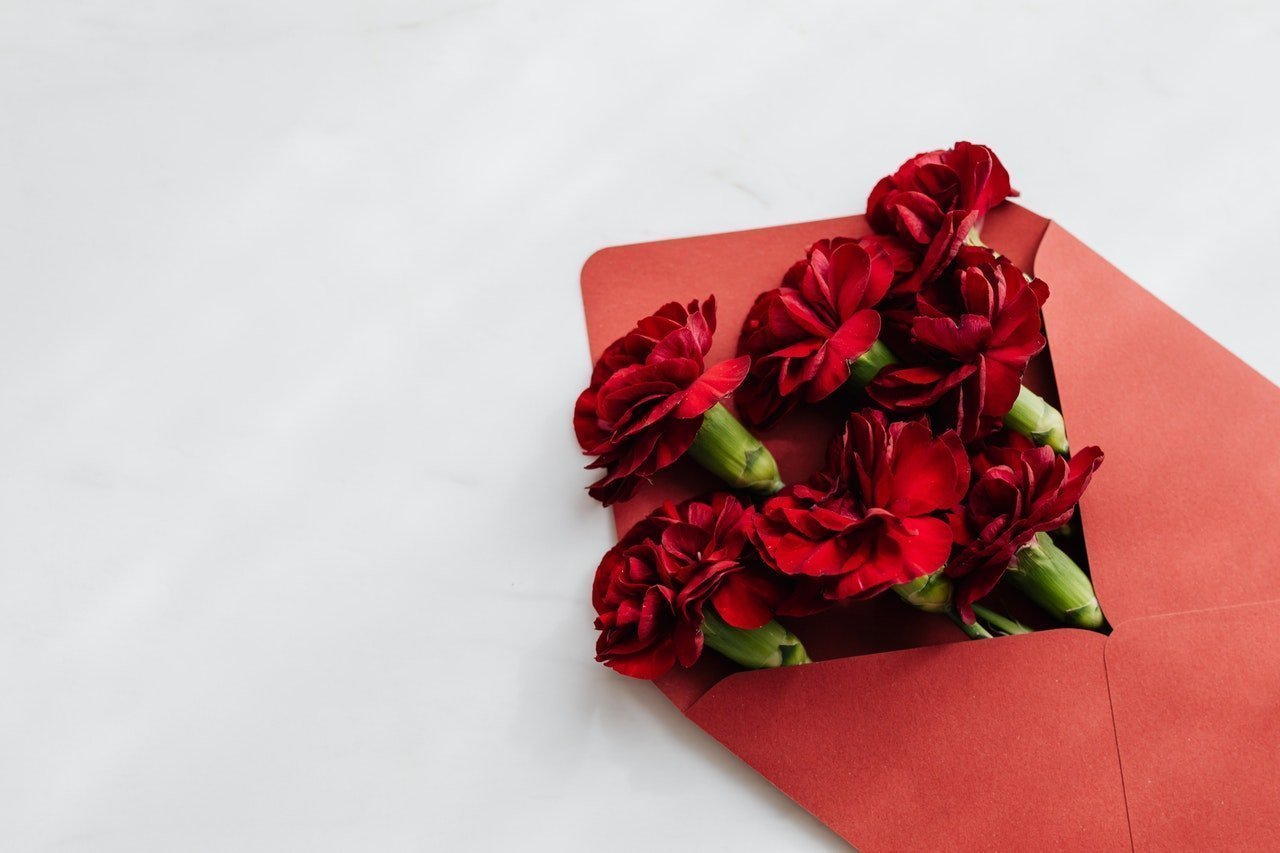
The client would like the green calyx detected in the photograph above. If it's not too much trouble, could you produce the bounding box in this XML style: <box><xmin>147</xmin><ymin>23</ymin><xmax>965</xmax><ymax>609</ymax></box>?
<box><xmin>1003</xmin><ymin>385</ymin><xmax>1069</xmax><ymax>454</ymax></box>
<box><xmin>687</xmin><ymin>403</ymin><xmax>783</xmax><ymax>496</ymax></box>
<box><xmin>893</xmin><ymin>570</ymin><xmax>954</xmax><ymax>614</ymax></box>
<box><xmin>848</xmin><ymin>339</ymin><xmax>899</xmax><ymax>387</ymax></box>
<box><xmin>701</xmin><ymin>609</ymin><xmax>812</xmax><ymax>669</ymax></box>
<box><xmin>1007</xmin><ymin>532</ymin><xmax>1104</xmax><ymax>630</ymax></box>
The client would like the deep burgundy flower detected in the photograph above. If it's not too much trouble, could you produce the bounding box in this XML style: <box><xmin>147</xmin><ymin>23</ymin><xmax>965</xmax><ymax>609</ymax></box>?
<box><xmin>752</xmin><ymin>410</ymin><xmax>969</xmax><ymax>603</ymax></box>
<box><xmin>592</xmin><ymin>493</ymin><xmax>784</xmax><ymax>678</ymax></box>
<box><xmin>575</xmin><ymin>297</ymin><xmax>749</xmax><ymax>505</ymax></box>
<box><xmin>946</xmin><ymin>442</ymin><xmax>1104</xmax><ymax>621</ymax></box>
<box><xmin>866</xmin><ymin>141</ymin><xmax>1016</xmax><ymax>293</ymax></box>
<box><xmin>868</xmin><ymin>246</ymin><xmax>1049</xmax><ymax>443</ymax></box>
<box><xmin>734</xmin><ymin>237</ymin><xmax>896</xmax><ymax>428</ymax></box>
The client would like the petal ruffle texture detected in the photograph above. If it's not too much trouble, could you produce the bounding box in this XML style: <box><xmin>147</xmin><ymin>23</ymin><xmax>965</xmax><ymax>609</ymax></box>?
<box><xmin>592</xmin><ymin>494</ymin><xmax>786</xmax><ymax>678</ymax></box>
<box><xmin>869</xmin><ymin>245</ymin><xmax>1048</xmax><ymax>444</ymax></box>
<box><xmin>751</xmin><ymin>410</ymin><xmax>970</xmax><ymax>605</ymax></box>
<box><xmin>576</xmin><ymin>296</ymin><xmax>749</xmax><ymax>505</ymax></box>
<box><xmin>946</xmin><ymin>437</ymin><xmax>1104</xmax><ymax>621</ymax></box>
<box><xmin>735</xmin><ymin>238</ymin><xmax>894</xmax><ymax>429</ymax></box>
<box><xmin>866</xmin><ymin>140</ymin><xmax>1015</xmax><ymax>295</ymax></box>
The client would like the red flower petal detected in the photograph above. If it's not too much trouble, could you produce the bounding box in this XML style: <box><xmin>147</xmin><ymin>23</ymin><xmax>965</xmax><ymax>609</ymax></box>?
<box><xmin>593</xmin><ymin>494</ymin><xmax>786</xmax><ymax>678</ymax></box>
<box><xmin>576</xmin><ymin>296</ymin><xmax>745</xmax><ymax>504</ymax></box>
<box><xmin>711</xmin><ymin>573</ymin><xmax>779</xmax><ymax>630</ymax></box>
<box><xmin>675</xmin><ymin>355</ymin><xmax>749</xmax><ymax>418</ymax></box>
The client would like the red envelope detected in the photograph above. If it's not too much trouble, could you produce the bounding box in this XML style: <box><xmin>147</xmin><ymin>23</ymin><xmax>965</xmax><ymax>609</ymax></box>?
<box><xmin>579</xmin><ymin>204</ymin><xmax>1280</xmax><ymax>851</ymax></box>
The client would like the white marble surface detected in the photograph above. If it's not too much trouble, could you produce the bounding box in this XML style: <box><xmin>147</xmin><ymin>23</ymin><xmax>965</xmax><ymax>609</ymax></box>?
<box><xmin>2</xmin><ymin>2</ymin><xmax>1278</xmax><ymax>850</ymax></box>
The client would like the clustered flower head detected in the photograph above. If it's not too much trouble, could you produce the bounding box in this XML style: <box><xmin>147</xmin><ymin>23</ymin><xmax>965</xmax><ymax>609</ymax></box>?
<box><xmin>753</xmin><ymin>410</ymin><xmax>969</xmax><ymax>603</ymax></box>
<box><xmin>945</xmin><ymin>435</ymin><xmax>1104</xmax><ymax>622</ymax></box>
<box><xmin>736</xmin><ymin>237</ymin><xmax>898</xmax><ymax>428</ymax></box>
<box><xmin>579</xmin><ymin>142</ymin><xmax>1107</xmax><ymax>679</ymax></box>
<box><xmin>574</xmin><ymin>296</ymin><xmax>749</xmax><ymax>505</ymax></box>
<box><xmin>867</xmin><ymin>141</ymin><xmax>1016</xmax><ymax>294</ymax></box>
<box><xmin>592</xmin><ymin>493</ymin><xmax>785</xmax><ymax>678</ymax></box>
<box><xmin>870</xmin><ymin>245</ymin><xmax>1049</xmax><ymax>443</ymax></box>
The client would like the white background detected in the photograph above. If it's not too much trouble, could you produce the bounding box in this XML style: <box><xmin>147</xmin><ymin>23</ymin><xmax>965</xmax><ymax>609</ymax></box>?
<box><xmin>2</xmin><ymin>2</ymin><xmax>1277</xmax><ymax>850</ymax></box>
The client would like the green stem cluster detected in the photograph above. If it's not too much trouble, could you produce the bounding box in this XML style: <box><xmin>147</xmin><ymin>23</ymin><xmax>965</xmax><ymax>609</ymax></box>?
<box><xmin>971</xmin><ymin>604</ymin><xmax>1033</xmax><ymax>636</ymax></box>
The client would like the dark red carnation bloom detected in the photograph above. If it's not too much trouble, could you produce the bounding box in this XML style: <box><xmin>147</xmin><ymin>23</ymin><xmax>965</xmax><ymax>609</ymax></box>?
<box><xmin>735</xmin><ymin>237</ymin><xmax>896</xmax><ymax>428</ymax></box>
<box><xmin>946</xmin><ymin>442</ymin><xmax>1104</xmax><ymax>621</ymax></box>
<box><xmin>752</xmin><ymin>410</ymin><xmax>969</xmax><ymax>602</ymax></box>
<box><xmin>575</xmin><ymin>297</ymin><xmax>749</xmax><ymax>505</ymax></box>
<box><xmin>868</xmin><ymin>246</ymin><xmax>1049</xmax><ymax>443</ymax></box>
<box><xmin>592</xmin><ymin>493</ymin><xmax>784</xmax><ymax>678</ymax></box>
<box><xmin>867</xmin><ymin>141</ymin><xmax>1016</xmax><ymax>293</ymax></box>
<box><xmin>969</xmin><ymin>430</ymin><xmax>1038</xmax><ymax>476</ymax></box>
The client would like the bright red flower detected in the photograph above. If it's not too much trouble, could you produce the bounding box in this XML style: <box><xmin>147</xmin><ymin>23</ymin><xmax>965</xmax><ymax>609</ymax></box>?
<box><xmin>752</xmin><ymin>410</ymin><xmax>969</xmax><ymax>603</ymax></box>
<box><xmin>946</xmin><ymin>442</ymin><xmax>1104</xmax><ymax>621</ymax></box>
<box><xmin>735</xmin><ymin>237</ymin><xmax>896</xmax><ymax>428</ymax></box>
<box><xmin>866</xmin><ymin>141</ymin><xmax>1016</xmax><ymax>293</ymax></box>
<box><xmin>592</xmin><ymin>493</ymin><xmax>784</xmax><ymax>679</ymax></box>
<box><xmin>868</xmin><ymin>246</ymin><xmax>1049</xmax><ymax>443</ymax></box>
<box><xmin>575</xmin><ymin>297</ymin><xmax>750</xmax><ymax>505</ymax></box>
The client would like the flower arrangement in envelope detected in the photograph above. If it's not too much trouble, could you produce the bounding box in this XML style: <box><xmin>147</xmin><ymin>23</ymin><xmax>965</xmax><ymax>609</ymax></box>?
<box><xmin>574</xmin><ymin>143</ymin><xmax>1280</xmax><ymax>851</ymax></box>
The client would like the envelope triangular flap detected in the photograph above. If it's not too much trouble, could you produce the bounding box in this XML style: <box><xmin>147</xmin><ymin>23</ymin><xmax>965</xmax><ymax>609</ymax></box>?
<box><xmin>682</xmin><ymin>630</ymin><xmax>1130</xmax><ymax>852</ymax></box>
<box><xmin>1104</xmin><ymin>599</ymin><xmax>1280</xmax><ymax>851</ymax></box>
<box><xmin>1033</xmin><ymin>224</ymin><xmax>1280</xmax><ymax>626</ymax></box>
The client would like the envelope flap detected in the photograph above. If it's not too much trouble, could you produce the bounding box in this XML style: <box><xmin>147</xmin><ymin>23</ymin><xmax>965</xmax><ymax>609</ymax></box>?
<box><xmin>1104</xmin><ymin>599</ymin><xmax>1280</xmax><ymax>850</ymax></box>
<box><xmin>1034</xmin><ymin>225</ymin><xmax>1280</xmax><ymax>625</ymax></box>
<box><xmin>684</xmin><ymin>630</ymin><xmax>1130</xmax><ymax>852</ymax></box>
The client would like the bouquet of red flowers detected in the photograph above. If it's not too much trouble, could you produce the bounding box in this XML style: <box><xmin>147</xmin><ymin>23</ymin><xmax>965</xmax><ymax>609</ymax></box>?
<box><xmin>573</xmin><ymin>142</ymin><xmax>1280</xmax><ymax>852</ymax></box>
<box><xmin>577</xmin><ymin>143</ymin><xmax>1105</xmax><ymax>679</ymax></box>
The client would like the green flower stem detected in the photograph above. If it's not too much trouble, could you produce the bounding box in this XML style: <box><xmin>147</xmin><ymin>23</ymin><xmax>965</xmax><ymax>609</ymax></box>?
<box><xmin>1003</xmin><ymin>385</ymin><xmax>1069</xmax><ymax>454</ymax></box>
<box><xmin>948</xmin><ymin>609</ymin><xmax>994</xmax><ymax>639</ymax></box>
<box><xmin>971</xmin><ymin>604</ymin><xmax>1033</xmax><ymax>636</ymax></box>
<box><xmin>1007</xmin><ymin>532</ymin><xmax>1105</xmax><ymax>630</ymax></box>
<box><xmin>688</xmin><ymin>403</ymin><xmax>784</xmax><ymax>496</ymax></box>
<box><xmin>848</xmin><ymin>339</ymin><xmax>899</xmax><ymax>386</ymax></box>
<box><xmin>892</xmin><ymin>570</ymin><xmax>954</xmax><ymax>614</ymax></box>
<box><xmin>701</xmin><ymin>609</ymin><xmax>812</xmax><ymax>669</ymax></box>
<box><xmin>896</xmin><ymin>571</ymin><xmax>1014</xmax><ymax>642</ymax></box>
<box><xmin>895</xmin><ymin>570</ymin><xmax>1035</xmax><ymax>640</ymax></box>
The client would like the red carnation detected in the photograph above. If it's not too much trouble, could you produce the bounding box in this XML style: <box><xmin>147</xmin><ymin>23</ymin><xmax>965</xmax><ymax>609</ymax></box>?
<box><xmin>592</xmin><ymin>493</ymin><xmax>784</xmax><ymax>679</ymax></box>
<box><xmin>868</xmin><ymin>246</ymin><xmax>1049</xmax><ymax>443</ymax></box>
<box><xmin>735</xmin><ymin>237</ymin><xmax>896</xmax><ymax>428</ymax></box>
<box><xmin>946</xmin><ymin>442</ymin><xmax>1104</xmax><ymax>621</ymax></box>
<box><xmin>867</xmin><ymin>141</ymin><xmax>1016</xmax><ymax>293</ymax></box>
<box><xmin>575</xmin><ymin>297</ymin><xmax>750</xmax><ymax>505</ymax></box>
<box><xmin>752</xmin><ymin>410</ymin><xmax>969</xmax><ymax>603</ymax></box>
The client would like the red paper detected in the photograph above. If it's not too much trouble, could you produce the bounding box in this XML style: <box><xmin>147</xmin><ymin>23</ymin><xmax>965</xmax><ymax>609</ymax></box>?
<box><xmin>579</xmin><ymin>204</ymin><xmax>1280</xmax><ymax>850</ymax></box>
